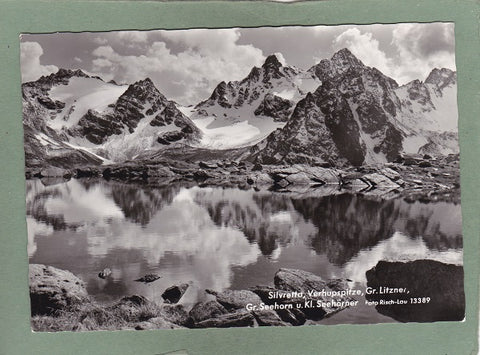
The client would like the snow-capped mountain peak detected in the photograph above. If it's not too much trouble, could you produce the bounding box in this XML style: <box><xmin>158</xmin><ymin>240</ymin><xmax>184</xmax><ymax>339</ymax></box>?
<box><xmin>22</xmin><ymin>71</ymin><xmax>201</xmax><ymax>164</ymax></box>
<box><xmin>190</xmin><ymin>54</ymin><xmax>320</xmax><ymax>149</ymax></box>
<box><xmin>331</xmin><ymin>48</ymin><xmax>365</xmax><ymax>69</ymax></box>
<box><xmin>250</xmin><ymin>50</ymin><xmax>458</xmax><ymax>166</ymax></box>
<box><xmin>425</xmin><ymin>68</ymin><xmax>457</xmax><ymax>90</ymax></box>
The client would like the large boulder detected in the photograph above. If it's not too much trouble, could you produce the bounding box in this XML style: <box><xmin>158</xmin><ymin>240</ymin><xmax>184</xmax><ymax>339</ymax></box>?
<box><xmin>188</xmin><ymin>300</ymin><xmax>228</xmax><ymax>324</ymax></box>
<box><xmin>161</xmin><ymin>283</ymin><xmax>189</xmax><ymax>304</ymax></box>
<box><xmin>29</xmin><ymin>264</ymin><xmax>89</xmax><ymax>315</ymax></box>
<box><xmin>39</xmin><ymin>167</ymin><xmax>71</xmax><ymax>178</ymax></box>
<box><xmin>273</xmin><ymin>268</ymin><xmax>356</xmax><ymax>319</ymax></box>
<box><xmin>275</xmin><ymin>308</ymin><xmax>307</xmax><ymax>326</ymax></box>
<box><xmin>198</xmin><ymin>161</ymin><xmax>218</xmax><ymax>169</ymax></box>
<box><xmin>366</xmin><ymin>260</ymin><xmax>465</xmax><ymax>322</ymax></box>
<box><xmin>362</xmin><ymin>173</ymin><xmax>399</xmax><ymax>188</ymax></box>
<box><xmin>206</xmin><ymin>289</ymin><xmax>262</xmax><ymax>310</ymax></box>
<box><xmin>274</xmin><ymin>268</ymin><xmax>328</xmax><ymax>293</ymax></box>
<box><xmin>159</xmin><ymin>304</ymin><xmax>190</xmax><ymax>327</ymax></box>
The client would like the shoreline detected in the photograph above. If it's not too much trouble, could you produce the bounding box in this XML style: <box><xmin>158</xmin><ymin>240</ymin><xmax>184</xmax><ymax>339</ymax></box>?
<box><xmin>25</xmin><ymin>153</ymin><xmax>461</xmax><ymax>203</ymax></box>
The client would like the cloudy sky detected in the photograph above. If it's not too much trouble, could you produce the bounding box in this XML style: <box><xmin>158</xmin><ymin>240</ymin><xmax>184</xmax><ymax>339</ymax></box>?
<box><xmin>20</xmin><ymin>23</ymin><xmax>455</xmax><ymax>105</ymax></box>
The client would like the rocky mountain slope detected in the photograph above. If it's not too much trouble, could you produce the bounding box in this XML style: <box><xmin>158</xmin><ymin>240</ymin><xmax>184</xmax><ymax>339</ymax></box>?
<box><xmin>189</xmin><ymin>54</ymin><xmax>320</xmax><ymax>149</ymax></box>
<box><xmin>249</xmin><ymin>49</ymin><xmax>458</xmax><ymax>166</ymax></box>
<box><xmin>22</xmin><ymin>69</ymin><xmax>201</xmax><ymax>167</ymax></box>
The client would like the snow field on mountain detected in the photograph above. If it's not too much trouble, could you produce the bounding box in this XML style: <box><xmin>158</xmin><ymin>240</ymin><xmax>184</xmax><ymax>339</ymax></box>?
<box><xmin>67</xmin><ymin>102</ymin><xmax>186</xmax><ymax>161</ymax></box>
<box><xmin>425</xmin><ymin>84</ymin><xmax>458</xmax><ymax>132</ymax></box>
<box><xmin>100</xmin><ymin>104</ymin><xmax>185</xmax><ymax>161</ymax></box>
<box><xmin>272</xmin><ymin>75</ymin><xmax>319</xmax><ymax>101</ymax></box>
<box><xmin>394</xmin><ymin>83</ymin><xmax>458</xmax><ymax>134</ymax></box>
<box><xmin>293</xmin><ymin>75</ymin><xmax>321</xmax><ymax>96</ymax></box>
<box><xmin>48</xmin><ymin>77</ymin><xmax>128</xmax><ymax>130</ymax></box>
<box><xmin>401</xmin><ymin>135</ymin><xmax>429</xmax><ymax>154</ymax></box>
<box><xmin>193</xmin><ymin>115</ymin><xmax>285</xmax><ymax>149</ymax></box>
<box><xmin>188</xmin><ymin>72</ymin><xmax>314</xmax><ymax>149</ymax></box>
<box><xmin>62</xmin><ymin>141</ymin><xmax>114</xmax><ymax>165</ymax></box>
<box><xmin>177</xmin><ymin>105</ymin><xmax>196</xmax><ymax>118</ymax></box>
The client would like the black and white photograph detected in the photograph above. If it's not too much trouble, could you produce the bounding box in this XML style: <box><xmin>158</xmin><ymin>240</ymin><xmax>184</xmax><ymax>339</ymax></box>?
<box><xmin>21</xmin><ymin>23</ymin><xmax>464</xmax><ymax>332</ymax></box>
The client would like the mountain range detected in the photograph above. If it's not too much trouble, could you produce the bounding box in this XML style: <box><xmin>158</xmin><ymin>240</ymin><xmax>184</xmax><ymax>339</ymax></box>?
<box><xmin>22</xmin><ymin>48</ymin><xmax>458</xmax><ymax>169</ymax></box>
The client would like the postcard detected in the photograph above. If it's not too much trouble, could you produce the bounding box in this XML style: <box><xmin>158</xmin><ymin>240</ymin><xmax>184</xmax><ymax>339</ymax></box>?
<box><xmin>21</xmin><ymin>23</ymin><xmax>464</xmax><ymax>331</ymax></box>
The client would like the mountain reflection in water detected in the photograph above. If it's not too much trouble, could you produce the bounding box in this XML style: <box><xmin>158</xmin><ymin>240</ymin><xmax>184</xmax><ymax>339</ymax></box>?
<box><xmin>26</xmin><ymin>178</ymin><xmax>463</xmax><ymax>323</ymax></box>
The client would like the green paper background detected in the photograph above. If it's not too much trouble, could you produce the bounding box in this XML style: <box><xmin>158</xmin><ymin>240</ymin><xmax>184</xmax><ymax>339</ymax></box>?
<box><xmin>0</xmin><ymin>0</ymin><xmax>479</xmax><ymax>354</ymax></box>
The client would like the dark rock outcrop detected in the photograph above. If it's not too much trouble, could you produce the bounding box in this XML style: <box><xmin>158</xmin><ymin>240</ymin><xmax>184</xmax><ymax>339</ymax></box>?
<box><xmin>365</xmin><ymin>260</ymin><xmax>465</xmax><ymax>322</ymax></box>
<box><xmin>71</xmin><ymin>78</ymin><xmax>200</xmax><ymax>146</ymax></box>
<box><xmin>161</xmin><ymin>283</ymin><xmax>189</xmax><ymax>304</ymax></box>
<box><xmin>188</xmin><ymin>300</ymin><xmax>228</xmax><ymax>324</ymax></box>
<box><xmin>254</xmin><ymin>93</ymin><xmax>294</xmax><ymax>122</ymax></box>
<box><xmin>196</xmin><ymin>54</ymin><xmax>301</xmax><ymax>117</ymax></box>
<box><xmin>134</xmin><ymin>274</ymin><xmax>161</xmax><ymax>283</ymax></box>
<box><xmin>159</xmin><ymin>304</ymin><xmax>191</xmax><ymax>327</ymax></box>
<box><xmin>251</xmin><ymin>48</ymin><xmax>404</xmax><ymax>166</ymax></box>
<box><xmin>29</xmin><ymin>264</ymin><xmax>89</xmax><ymax>315</ymax></box>
<box><xmin>206</xmin><ymin>289</ymin><xmax>263</xmax><ymax>311</ymax></box>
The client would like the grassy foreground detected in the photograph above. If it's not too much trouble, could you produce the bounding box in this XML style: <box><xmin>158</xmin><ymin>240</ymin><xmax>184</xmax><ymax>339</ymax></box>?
<box><xmin>31</xmin><ymin>297</ymin><xmax>172</xmax><ymax>332</ymax></box>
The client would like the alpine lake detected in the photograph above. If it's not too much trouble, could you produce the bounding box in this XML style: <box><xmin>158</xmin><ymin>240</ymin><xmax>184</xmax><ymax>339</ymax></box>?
<box><xmin>26</xmin><ymin>176</ymin><xmax>463</xmax><ymax>325</ymax></box>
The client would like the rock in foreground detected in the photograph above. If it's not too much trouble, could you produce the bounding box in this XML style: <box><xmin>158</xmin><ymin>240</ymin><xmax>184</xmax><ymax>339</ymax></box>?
<box><xmin>366</xmin><ymin>259</ymin><xmax>465</xmax><ymax>322</ymax></box>
<box><xmin>29</xmin><ymin>265</ymin><xmax>355</xmax><ymax>331</ymax></box>
<box><xmin>29</xmin><ymin>264</ymin><xmax>89</xmax><ymax>315</ymax></box>
<box><xmin>162</xmin><ymin>283</ymin><xmax>189</xmax><ymax>304</ymax></box>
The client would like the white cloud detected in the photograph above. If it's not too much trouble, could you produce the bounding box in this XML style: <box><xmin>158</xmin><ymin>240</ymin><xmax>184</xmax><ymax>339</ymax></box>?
<box><xmin>93</xmin><ymin>36</ymin><xmax>108</xmax><ymax>45</ymax></box>
<box><xmin>74</xmin><ymin>57</ymin><xmax>82</xmax><ymax>63</ymax></box>
<box><xmin>273</xmin><ymin>52</ymin><xmax>287</xmax><ymax>66</ymax></box>
<box><xmin>333</xmin><ymin>28</ymin><xmax>395</xmax><ymax>80</ymax></box>
<box><xmin>391</xmin><ymin>23</ymin><xmax>456</xmax><ymax>82</ymax></box>
<box><xmin>20</xmin><ymin>42</ymin><xmax>58</xmax><ymax>82</ymax></box>
<box><xmin>116</xmin><ymin>31</ymin><xmax>148</xmax><ymax>43</ymax></box>
<box><xmin>91</xmin><ymin>28</ymin><xmax>265</xmax><ymax>105</ymax></box>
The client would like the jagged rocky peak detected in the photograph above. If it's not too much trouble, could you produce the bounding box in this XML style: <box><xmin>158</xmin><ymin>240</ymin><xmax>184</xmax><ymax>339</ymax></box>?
<box><xmin>262</xmin><ymin>54</ymin><xmax>283</xmax><ymax>70</ymax></box>
<box><xmin>425</xmin><ymin>68</ymin><xmax>457</xmax><ymax>89</ymax></box>
<box><xmin>261</xmin><ymin>54</ymin><xmax>287</xmax><ymax>82</ymax></box>
<box><xmin>55</xmin><ymin>68</ymin><xmax>89</xmax><ymax>78</ymax></box>
<box><xmin>22</xmin><ymin>68</ymin><xmax>93</xmax><ymax>95</ymax></box>
<box><xmin>309</xmin><ymin>48</ymin><xmax>366</xmax><ymax>82</ymax></box>
<box><xmin>128</xmin><ymin>77</ymin><xmax>160</xmax><ymax>93</ymax></box>
<box><xmin>121</xmin><ymin>77</ymin><xmax>168</xmax><ymax>104</ymax></box>
<box><xmin>404</xmin><ymin>79</ymin><xmax>432</xmax><ymax>104</ymax></box>
<box><xmin>330</xmin><ymin>48</ymin><xmax>365</xmax><ymax>69</ymax></box>
<box><xmin>198</xmin><ymin>52</ymin><xmax>303</xmax><ymax>111</ymax></box>
<box><xmin>200</xmin><ymin>80</ymin><xmax>236</xmax><ymax>109</ymax></box>
<box><xmin>252</xmin><ymin>48</ymin><xmax>409</xmax><ymax>166</ymax></box>
<box><xmin>131</xmin><ymin>77</ymin><xmax>156</xmax><ymax>89</ymax></box>
<box><xmin>37</xmin><ymin>68</ymin><xmax>90</xmax><ymax>85</ymax></box>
